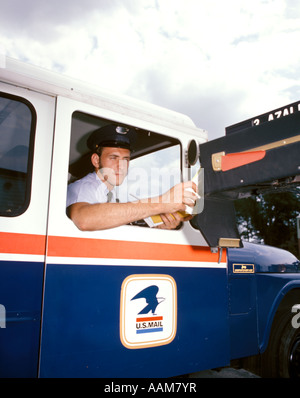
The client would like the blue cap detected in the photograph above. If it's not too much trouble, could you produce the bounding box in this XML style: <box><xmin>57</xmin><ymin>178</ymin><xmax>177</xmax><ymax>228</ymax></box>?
<box><xmin>87</xmin><ymin>124</ymin><xmax>136</xmax><ymax>151</ymax></box>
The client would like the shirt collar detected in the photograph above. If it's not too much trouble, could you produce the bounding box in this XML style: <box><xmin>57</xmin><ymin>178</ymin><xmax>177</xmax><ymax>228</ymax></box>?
<box><xmin>94</xmin><ymin>172</ymin><xmax>117</xmax><ymax>201</ymax></box>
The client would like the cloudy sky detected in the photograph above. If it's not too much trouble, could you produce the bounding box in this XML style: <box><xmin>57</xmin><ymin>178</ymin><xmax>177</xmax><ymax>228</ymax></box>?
<box><xmin>1</xmin><ymin>0</ymin><xmax>300</xmax><ymax>139</ymax></box>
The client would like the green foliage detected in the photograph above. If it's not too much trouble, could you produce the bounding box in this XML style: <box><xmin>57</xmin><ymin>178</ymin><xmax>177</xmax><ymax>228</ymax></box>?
<box><xmin>235</xmin><ymin>190</ymin><xmax>300</xmax><ymax>257</ymax></box>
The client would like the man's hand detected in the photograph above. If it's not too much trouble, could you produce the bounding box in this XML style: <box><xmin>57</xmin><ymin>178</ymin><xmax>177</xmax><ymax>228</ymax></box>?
<box><xmin>157</xmin><ymin>212</ymin><xmax>193</xmax><ymax>230</ymax></box>
<box><xmin>160</xmin><ymin>181</ymin><xmax>199</xmax><ymax>213</ymax></box>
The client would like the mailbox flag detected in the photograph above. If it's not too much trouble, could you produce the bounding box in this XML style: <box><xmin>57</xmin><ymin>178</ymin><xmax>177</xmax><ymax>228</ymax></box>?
<box><xmin>221</xmin><ymin>150</ymin><xmax>266</xmax><ymax>171</ymax></box>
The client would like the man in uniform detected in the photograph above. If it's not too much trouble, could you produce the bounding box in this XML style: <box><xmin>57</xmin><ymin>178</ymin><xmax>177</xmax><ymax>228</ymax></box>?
<box><xmin>67</xmin><ymin>124</ymin><xmax>198</xmax><ymax>231</ymax></box>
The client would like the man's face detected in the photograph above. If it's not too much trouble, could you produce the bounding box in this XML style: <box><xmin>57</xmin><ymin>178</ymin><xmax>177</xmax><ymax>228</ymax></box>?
<box><xmin>96</xmin><ymin>147</ymin><xmax>130</xmax><ymax>187</ymax></box>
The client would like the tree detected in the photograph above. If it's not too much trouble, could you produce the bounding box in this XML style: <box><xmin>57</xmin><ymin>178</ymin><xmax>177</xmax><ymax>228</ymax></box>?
<box><xmin>235</xmin><ymin>190</ymin><xmax>300</xmax><ymax>257</ymax></box>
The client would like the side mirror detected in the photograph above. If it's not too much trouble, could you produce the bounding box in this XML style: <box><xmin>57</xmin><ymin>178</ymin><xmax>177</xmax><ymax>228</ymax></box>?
<box><xmin>187</xmin><ymin>139</ymin><xmax>199</xmax><ymax>166</ymax></box>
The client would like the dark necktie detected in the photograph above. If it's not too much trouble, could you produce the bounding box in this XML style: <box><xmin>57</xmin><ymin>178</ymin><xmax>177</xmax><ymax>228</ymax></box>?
<box><xmin>107</xmin><ymin>191</ymin><xmax>113</xmax><ymax>202</ymax></box>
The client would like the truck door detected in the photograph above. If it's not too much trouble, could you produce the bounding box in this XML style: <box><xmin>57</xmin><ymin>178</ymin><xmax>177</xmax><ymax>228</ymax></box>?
<box><xmin>0</xmin><ymin>84</ymin><xmax>55</xmax><ymax>377</ymax></box>
<box><xmin>39</xmin><ymin>96</ymin><xmax>230</xmax><ymax>377</ymax></box>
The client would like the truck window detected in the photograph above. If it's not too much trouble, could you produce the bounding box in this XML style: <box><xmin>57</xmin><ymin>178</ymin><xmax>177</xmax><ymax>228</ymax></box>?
<box><xmin>0</xmin><ymin>93</ymin><xmax>36</xmax><ymax>216</ymax></box>
<box><xmin>68</xmin><ymin>111</ymin><xmax>181</xmax><ymax>226</ymax></box>
<box><xmin>125</xmin><ymin>145</ymin><xmax>181</xmax><ymax>202</ymax></box>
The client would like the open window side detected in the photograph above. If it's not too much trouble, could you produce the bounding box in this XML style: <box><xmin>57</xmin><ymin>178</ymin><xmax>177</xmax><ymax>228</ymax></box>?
<box><xmin>67</xmin><ymin>110</ymin><xmax>183</xmax><ymax>228</ymax></box>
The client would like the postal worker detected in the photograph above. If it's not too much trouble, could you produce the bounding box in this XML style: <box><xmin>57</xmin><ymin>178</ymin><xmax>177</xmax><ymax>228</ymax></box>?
<box><xmin>67</xmin><ymin>124</ymin><xmax>198</xmax><ymax>230</ymax></box>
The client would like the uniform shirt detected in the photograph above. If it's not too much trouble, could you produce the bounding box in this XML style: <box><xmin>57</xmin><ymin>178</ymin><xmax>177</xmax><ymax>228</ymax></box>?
<box><xmin>67</xmin><ymin>172</ymin><xmax>118</xmax><ymax>207</ymax></box>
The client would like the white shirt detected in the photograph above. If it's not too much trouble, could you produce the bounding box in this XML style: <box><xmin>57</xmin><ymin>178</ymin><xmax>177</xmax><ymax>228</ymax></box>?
<box><xmin>67</xmin><ymin>172</ymin><xmax>118</xmax><ymax>207</ymax></box>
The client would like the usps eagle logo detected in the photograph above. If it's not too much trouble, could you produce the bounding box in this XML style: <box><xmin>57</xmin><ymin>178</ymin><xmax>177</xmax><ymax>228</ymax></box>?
<box><xmin>120</xmin><ymin>275</ymin><xmax>177</xmax><ymax>349</ymax></box>
<box><xmin>131</xmin><ymin>285</ymin><xmax>165</xmax><ymax>334</ymax></box>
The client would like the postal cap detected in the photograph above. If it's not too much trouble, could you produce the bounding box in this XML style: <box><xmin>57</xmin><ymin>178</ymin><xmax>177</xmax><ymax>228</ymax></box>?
<box><xmin>87</xmin><ymin>124</ymin><xmax>136</xmax><ymax>151</ymax></box>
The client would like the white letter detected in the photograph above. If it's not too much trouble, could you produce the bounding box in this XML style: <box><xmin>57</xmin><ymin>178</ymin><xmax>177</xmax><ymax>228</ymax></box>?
<box><xmin>283</xmin><ymin>108</ymin><xmax>289</xmax><ymax>116</ymax></box>
<box><xmin>148</xmin><ymin>383</ymin><xmax>155</xmax><ymax>393</ymax></box>
<box><xmin>0</xmin><ymin>304</ymin><xmax>6</xmax><ymax>328</ymax></box>
<box><xmin>104</xmin><ymin>385</ymin><xmax>110</xmax><ymax>393</ymax></box>
<box><xmin>291</xmin><ymin>304</ymin><xmax>300</xmax><ymax>329</ymax></box>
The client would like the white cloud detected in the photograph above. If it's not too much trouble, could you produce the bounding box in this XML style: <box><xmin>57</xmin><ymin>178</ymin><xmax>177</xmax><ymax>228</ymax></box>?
<box><xmin>1</xmin><ymin>0</ymin><xmax>300</xmax><ymax>138</ymax></box>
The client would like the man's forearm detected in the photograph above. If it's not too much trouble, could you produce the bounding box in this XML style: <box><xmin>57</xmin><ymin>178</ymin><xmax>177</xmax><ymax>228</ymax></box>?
<box><xmin>68</xmin><ymin>181</ymin><xmax>198</xmax><ymax>231</ymax></box>
<box><xmin>68</xmin><ymin>200</ymin><xmax>179</xmax><ymax>231</ymax></box>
